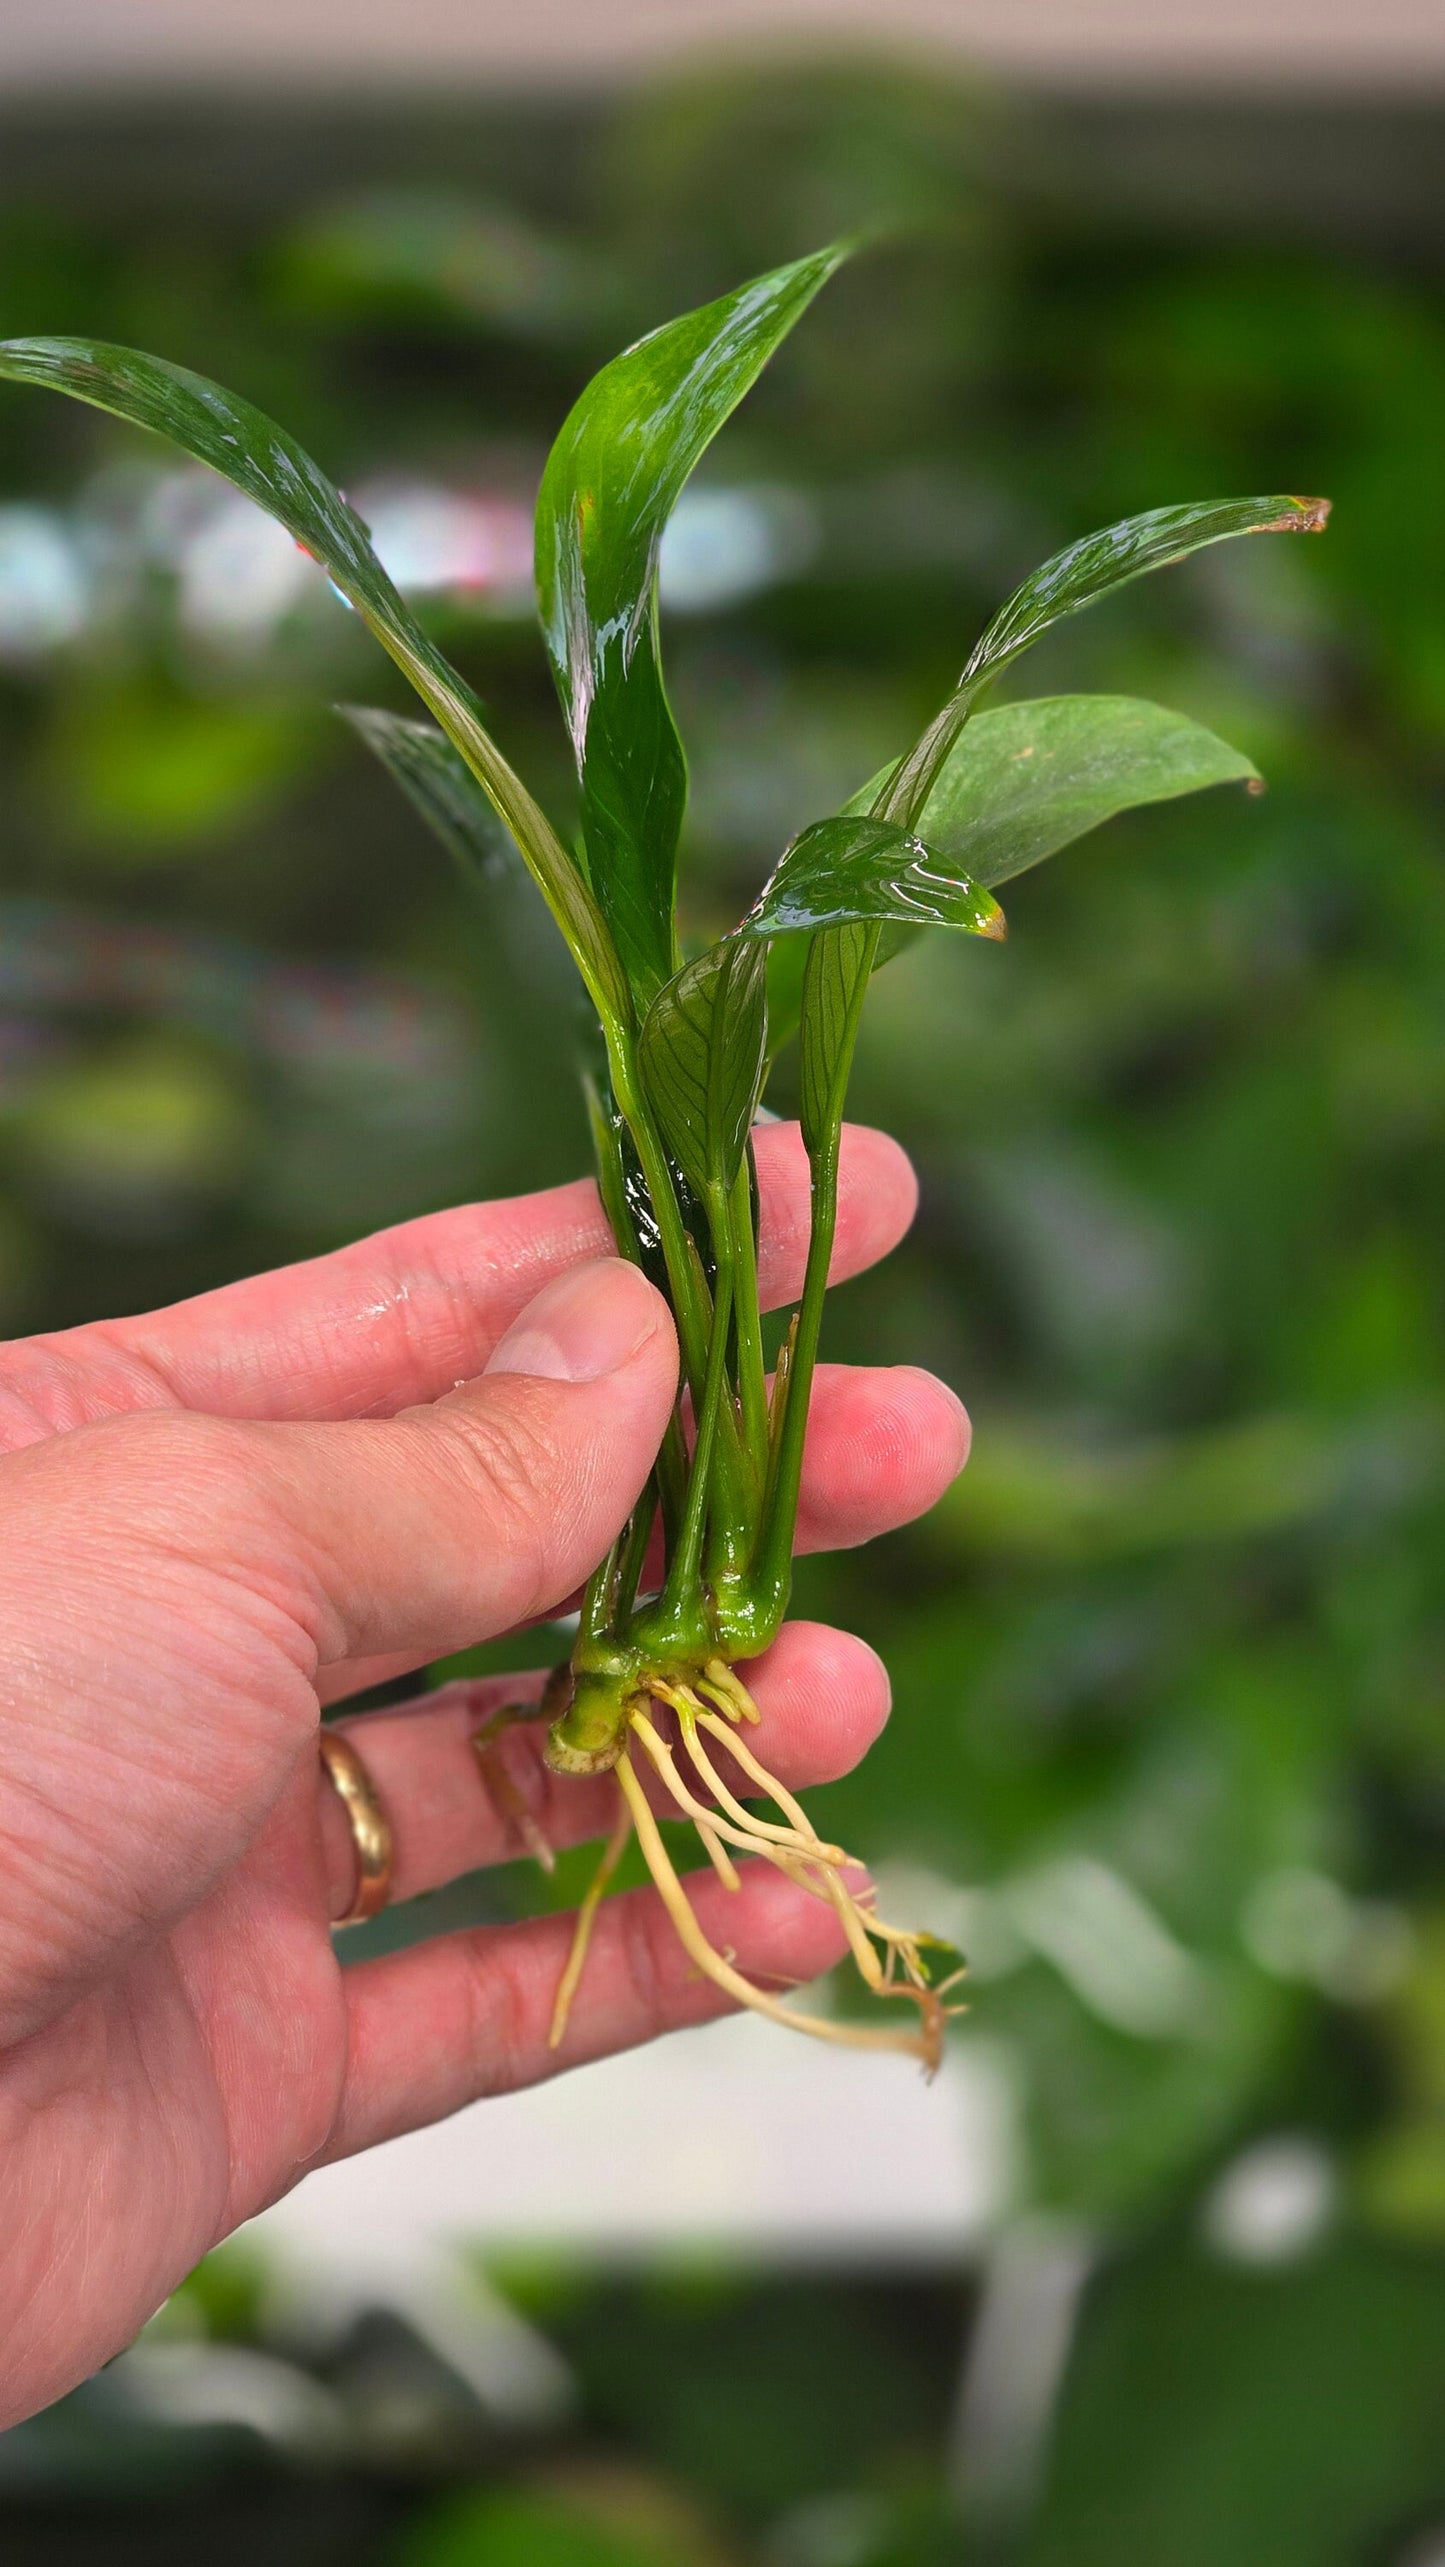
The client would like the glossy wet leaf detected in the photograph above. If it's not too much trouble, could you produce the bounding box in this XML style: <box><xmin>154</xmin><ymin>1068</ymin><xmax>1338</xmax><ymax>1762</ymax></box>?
<box><xmin>885</xmin><ymin>492</ymin><xmax>1329</xmax><ymax>821</ymax></box>
<box><xmin>0</xmin><ymin>335</ymin><xmax>628</xmax><ymax>1028</ymax></box>
<box><xmin>535</xmin><ymin>245</ymin><xmax>847</xmax><ymax>1003</ymax></box>
<box><xmin>745</xmin><ymin>811</ymin><xmax>1006</xmax><ymax>939</ymax></box>
<box><xmin>638</xmin><ymin>935</ymin><xmax>768</xmax><ymax>1201</ymax></box>
<box><xmin>341</xmin><ymin>704</ymin><xmax>522</xmax><ymax>894</ymax></box>
<box><xmin>852</xmin><ymin>695</ymin><xmax>1260</xmax><ymax>892</ymax></box>
<box><xmin>762</xmin><ymin>690</ymin><xmax>1256</xmax><ymax>1059</ymax></box>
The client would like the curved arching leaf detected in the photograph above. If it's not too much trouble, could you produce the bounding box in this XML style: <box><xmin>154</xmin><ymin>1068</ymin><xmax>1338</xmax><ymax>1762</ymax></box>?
<box><xmin>535</xmin><ymin>245</ymin><xmax>848</xmax><ymax>1006</ymax></box>
<box><xmin>882</xmin><ymin>492</ymin><xmax>1329</xmax><ymax>824</ymax></box>
<box><xmin>0</xmin><ymin>335</ymin><xmax>628</xmax><ymax>1030</ymax></box>
<box><xmin>852</xmin><ymin>694</ymin><xmax>1261</xmax><ymax>892</ymax></box>
<box><xmin>745</xmin><ymin>812</ymin><xmax>1006</xmax><ymax>941</ymax></box>
<box><xmin>638</xmin><ymin>937</ymin><xmax>768</xmax><ymax>1204</ymax></box>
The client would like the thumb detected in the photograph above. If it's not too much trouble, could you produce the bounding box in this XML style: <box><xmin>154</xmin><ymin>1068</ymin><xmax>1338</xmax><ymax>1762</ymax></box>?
<box><xmin>254</xmin><ymin>1256</ymin><xmax>678</xmax><ymax>1667</ymax></box>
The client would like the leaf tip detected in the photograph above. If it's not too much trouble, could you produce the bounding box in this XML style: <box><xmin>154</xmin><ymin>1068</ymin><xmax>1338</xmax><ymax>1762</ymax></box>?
<box><xmin>978</xmin><ymin>901</ymin><xmax>1008</xmax><ymax>943</ymax></box>
<box><xmin>1280</xmin><ymin>495</ymin><xmax>1332</xmax><ymax>534</ymax></box>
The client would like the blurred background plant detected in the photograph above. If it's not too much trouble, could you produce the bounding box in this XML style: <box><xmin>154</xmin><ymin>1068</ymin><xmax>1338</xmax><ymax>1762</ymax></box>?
<box><xmin>1</xmin><ymin>36</ymin><xmax>1444</xmax><ymax>2567</ymax></box>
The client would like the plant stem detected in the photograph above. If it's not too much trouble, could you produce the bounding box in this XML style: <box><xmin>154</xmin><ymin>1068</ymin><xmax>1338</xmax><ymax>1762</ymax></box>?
<box><xmin>579</xmin><ymin>1540</ymin><xmax>621</xmax><ymax>1647</ymax></box>
<box><xmin>655</xmin><ymin>1244</ymin><xmax>735</xmax><ymax>1641</ymax></box>
<box><xmin>605</xmin><ymin>1034</ymin><xmax>712</xmax><ymax>1395</ymax></box>
<box><xmin>700</xmin><ymin>1173</ymin><xmax>761</xmax><ymax>1600</ymax></box>
<box><xmin>611</xmin><ymin>1479</ymin><xmax>659</xmax><ymax>1631</ymax></box>
<box><xmin>605</xmin><ymin>1030</ymin><xmax>754</xmax><ymax>1541</ymax></box>
<box><xmin>728</xmin><ymin>1152</ymin><xmax>770</xmax><ymax>1475</ymax></box>
<box><xmin>745</xmin><ymin>923</ymin><xmax>879</xmax><ymax>1635</ymax></box>
<box><xmin>654</xmin><ymin>1412</ymin><xmax>689</xmax><ymax>1550</ymax></box>
<box><xmin>585</xmin><ymin>1058</ymin><xmax>706</xmax><ymax>1548</ymax></box>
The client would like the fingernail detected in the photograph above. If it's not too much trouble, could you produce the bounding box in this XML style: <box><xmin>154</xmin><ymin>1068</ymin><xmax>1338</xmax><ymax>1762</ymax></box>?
<box><xmin>485</xmin><ymin>1259</ymin><xmax>659</xmax><ymax>1384</ymax></box>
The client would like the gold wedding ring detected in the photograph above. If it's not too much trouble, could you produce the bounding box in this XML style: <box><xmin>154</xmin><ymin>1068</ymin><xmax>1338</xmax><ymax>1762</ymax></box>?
<box><xmin>319</xmin><ymin>1729</ymin><xmax>394</xmax><ymax>1926</ymax></box>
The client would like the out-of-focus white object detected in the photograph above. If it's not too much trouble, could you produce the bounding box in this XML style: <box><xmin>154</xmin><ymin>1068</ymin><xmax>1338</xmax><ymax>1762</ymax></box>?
<box><xmin>246</xmin><ymin>2006</ymin><xmax>1012</xmax><ymax>2273</ymax></box>
<box><xmin>659</xmin><ymin>486</ymin><xmax>818</xmax><ymax>614</ymax></box>
<box><xmin>1004</xmin><ymin>1854</ymin><xmax>1207</xmax><ymax>2038</ymax></box>
<box><xmin>241</xmin><ymin>2011</ymin><xmax>1010</xmax><ymax>2430</ymax></box>
<box><xmin>173</xmin><ymin>484</ymin><xmax>317</xmax><ymax>643</ymax></box>
<box><xmin>1242</xmin><ymin>1866</ymin><xmax>1414</xmax><ymax>2004</ymax></box>
<box><xmin>1397</xmin><ymin>2533</ymin><xmax>1445</xmax><ymax>2567</ymax></box>
<box><xmin>1202</xmin><ymin>2133</ymin><xmax>1338</xmax><ymax>2265</ymax></box>
<box><xmin>354</xmin><ymin>477</ymin><xmax>534</xmax><ymax>606</ymax></box>
<box><xmin>0</xmin><ymin>507</ymin><xmax>89</xmax><ymax>659</ymax></box>
<box><xmin>947</xmin><ymin>2215</ymin><xmax>1094</xmax><ymax>2527</ymax></box>
<box><xmin>103</xmin><ymin>2341</ymin><xmax>352</xmax><ymax>2454</ymax></box>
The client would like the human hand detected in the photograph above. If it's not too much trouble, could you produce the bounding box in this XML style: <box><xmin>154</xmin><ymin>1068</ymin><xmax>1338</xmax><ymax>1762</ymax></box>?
<box><xmin>0</xmin><ymin>1122</ymin><xmax>968</xmax><ymax>2424</ymax></box>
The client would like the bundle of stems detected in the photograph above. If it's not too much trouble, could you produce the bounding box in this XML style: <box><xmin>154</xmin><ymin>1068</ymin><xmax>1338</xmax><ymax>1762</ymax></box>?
<box><xmin>0</xmin><ymin>245</ymin><xmax>1328</xmax><ymax>2068</ymax></box>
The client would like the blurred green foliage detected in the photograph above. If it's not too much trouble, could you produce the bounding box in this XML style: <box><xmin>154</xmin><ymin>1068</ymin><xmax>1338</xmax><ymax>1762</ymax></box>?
<box><xmin>1</xmin><ymin>54</ymin><xmax>1444</xmax><ymax>2567</ymax></box>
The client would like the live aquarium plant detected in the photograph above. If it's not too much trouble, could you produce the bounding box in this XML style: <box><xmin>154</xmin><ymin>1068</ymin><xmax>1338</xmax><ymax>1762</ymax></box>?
<box><xmin>0</xmin><ymin>247</ymin><xmax>1329</xmax><ymax>2069</ymax></box>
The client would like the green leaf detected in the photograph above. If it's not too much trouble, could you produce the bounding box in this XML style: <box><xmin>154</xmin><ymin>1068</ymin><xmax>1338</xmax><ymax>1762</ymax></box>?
<box><xmin>638</xmin><ymin>936</ymin><xmax>768</xmax><ymax>1202</ymax></box>
<box><xmin>1029</xmin><ymin>2234</ymin><xmax>1445</xmax><ymax>2567</ymax></box>
<box><xmin>883</xmin><ymin>492</ymin><xmax>1329</xmax><ymax>823</ymax></box>
<box><xmin>0</xmin><ymin>335</ymin><xmax>628</xmax><ymax>1030</ymax></box>
<box><xmin>798</xmin><ymin>921</ymin><xmax>875</xmax><ymax>1160</ymax></box>
<box><xmin>535</xmin><ymin>245</ymin><xmax>848</xmax><ymax>1004</ymax></box>
<box><xmin>852</xmin><ymin>695</ymin><xmax>1261</xmax><ymax>892</ymax></box>
<box><xmin>341</xmin><ymin>704</ymin><xmax>523</xmax><ymax>893</ymax></box>
<box><xmin>744</xmin><ymin>812</ymin><xmax>1007</xmax><ymax>940</ymax></box>
<box><xmin>764</xmin><ymin>696</ymin><xmax>1251</xmax><ymax>1066</ymax></box>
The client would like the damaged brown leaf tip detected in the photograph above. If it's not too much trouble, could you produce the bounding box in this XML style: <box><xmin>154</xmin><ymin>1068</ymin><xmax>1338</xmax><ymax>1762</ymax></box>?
<box><xmin>1281</xmin><ymin>497</ymin><xmax>1333</xmax><ymax>532</ymax></box>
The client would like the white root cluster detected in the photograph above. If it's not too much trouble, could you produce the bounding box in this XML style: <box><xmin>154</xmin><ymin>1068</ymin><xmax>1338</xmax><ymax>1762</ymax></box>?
<box><xmin>546</xmin><ymin>1660</ymin><xmax>965</xmax><ymax>2067</ymax></box>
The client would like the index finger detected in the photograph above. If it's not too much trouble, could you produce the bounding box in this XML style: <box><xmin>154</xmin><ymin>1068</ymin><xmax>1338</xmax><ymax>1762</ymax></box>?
<box><xmin>20</xmin><ymin>1123</ymin><xmax>915</xmax><ymax>1429</ymax></box>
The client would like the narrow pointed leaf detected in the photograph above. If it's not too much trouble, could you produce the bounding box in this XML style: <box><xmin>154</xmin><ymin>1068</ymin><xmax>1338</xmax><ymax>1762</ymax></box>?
<box><xmin>638</xmin><ymin>936</ymin><xmax>768</xmax><ymax>1203</ymax></box>
<box><xmin>745</xmin><ymin>813</ymin><xmax>1006</xmax><ymax>942</ymax></box>
<box><xmin>884</xmin><ymin>492</ymin><xmax>1329</xmax><ymax>823</ymax></box>
<box><xmin>852</xmin><ymin>694</ymin><xmax>1261</xmax><ymax>892</ymax></box>
<box><xmin>536</xmin><ymin>245</ymin><xmax>848</xmax><ymax>1004</ymax></box>
<box><xmin>0</xmin><ymin>336</ymin><xmax>628</xmax><ymax>1029</ymax></box>
<box><xmin>341</xmin><ymin>705</ymin><xmax>523</xmax><ymax>892</ymax></box>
